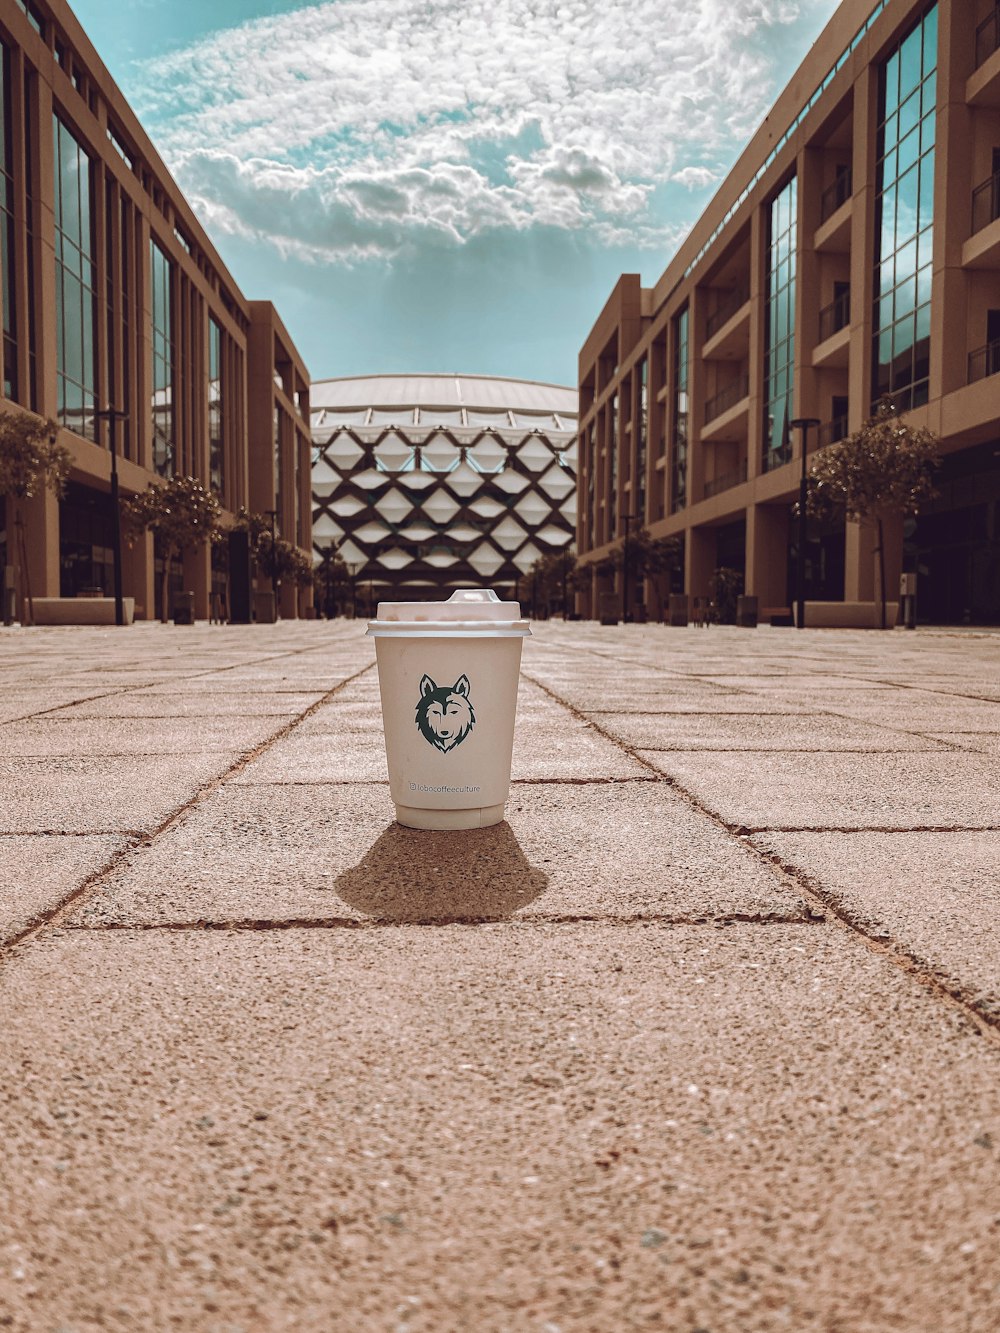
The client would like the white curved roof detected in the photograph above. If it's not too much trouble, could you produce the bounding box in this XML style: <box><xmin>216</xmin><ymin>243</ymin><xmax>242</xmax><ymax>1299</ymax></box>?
<box><xmin>311</xmin><ymin>372</ymin><xmax>577</xmax><ymax>418</ymax></box>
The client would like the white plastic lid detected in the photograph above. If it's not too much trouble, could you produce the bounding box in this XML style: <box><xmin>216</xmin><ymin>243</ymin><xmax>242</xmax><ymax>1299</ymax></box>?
<box><xmin>367</xmin><ymin>588</ymin><xmax>531</xmax><ymax>637</ymax></box>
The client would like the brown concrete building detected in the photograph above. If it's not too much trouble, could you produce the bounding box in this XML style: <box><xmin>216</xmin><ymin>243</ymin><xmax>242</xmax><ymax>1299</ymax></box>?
<box><xmin>0</xmin><ymin>0</ymin><xmax>312</xmax><ymax>623</ymax></box>
<box><xmin>577</xmin><ymin>0</ymin><xmax>1000</xmax><ymax>626</ymax></box>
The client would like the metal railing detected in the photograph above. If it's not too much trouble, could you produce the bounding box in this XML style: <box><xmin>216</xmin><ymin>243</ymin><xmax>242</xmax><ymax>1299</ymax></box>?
<box><xmin>704</xmin><ymin>374</ymin><xmax>749</xmax><ymax>424</ymax></box>
<box><xmin>976</xmin><ymin>5</ymin><xmax>1000</xmax><ymax>68</ymax></box>
<box><xmin>820</xmin><ymin>168</ymin><xmax>852</xmax><ymax>222</ymax></box>
<box><xmin>762</xmin><ymin>441</ymin><xmax>792</xmax><ymax>473</ymax></box>
<box><xmin>969</xmin><ymin>338</ymin><xmax>1000</xmax><ymax>383</ymax></box>
<box><xmin>971</xmin><ymin>168</ymin><xmax>1000</xmax><ymax>234</ymax></box>
<box><xmin>818</xmin><ymin>288</ymin><xmax>850</xmax><ymax>342</ymax></box>
<box><xmin>703</xmin><ymin>459</ymin><xmax>748</xmax><ymax>499</ymax></box>
<box><xmin>705</xmin><ymin>287</ymin><xmax>749</xmax><ymax>340</ymax></box>
<box><xmin>818</xmin><ymin>414</ymin><xmax>849</xmax><ymax>447</ymax></box>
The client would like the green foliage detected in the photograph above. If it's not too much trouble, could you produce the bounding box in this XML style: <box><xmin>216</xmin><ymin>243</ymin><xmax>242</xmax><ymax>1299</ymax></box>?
<box><xmin>123</xmin><ymin>476</ymin><xmax>222</xmax><ymax>557</ymax></box>
<box><xmin>807</xmin><ymin>399</ymin><xmax>940</xmax><ymax>523</ymax></box>
<box><xmin>595</xmin><ymin>527</ymin><xmax>683</xmax><ymax>582</ymax></box>
<box><xmin>0</xmin><ymin>410</ymin><xmax>68</xmax><ymax>499</ymax></box>
<box><xmin>527</xmin><ymin>547</ymin><xmax>578</xmax><ymax>615</ymax></box>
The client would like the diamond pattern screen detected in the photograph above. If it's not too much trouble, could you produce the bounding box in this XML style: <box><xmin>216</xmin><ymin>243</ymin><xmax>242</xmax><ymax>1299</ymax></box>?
<box><xmin>311</xmin><ymin>385</ymin><xmax>577</xmax><ymax>593</ymax></box>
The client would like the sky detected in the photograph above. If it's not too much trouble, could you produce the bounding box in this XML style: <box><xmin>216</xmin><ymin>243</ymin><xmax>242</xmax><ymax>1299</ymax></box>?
<box><xmin>70</xmin><ymin>0</ymin><xmax>841</xmax><ymax>390</ymax></box>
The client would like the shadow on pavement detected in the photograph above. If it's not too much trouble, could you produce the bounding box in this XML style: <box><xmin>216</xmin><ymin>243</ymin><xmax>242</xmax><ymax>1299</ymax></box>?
<box><xmin>332</xmin><ymin>820</ymin><xmax>548</xmax><ymax>923</ymax></box>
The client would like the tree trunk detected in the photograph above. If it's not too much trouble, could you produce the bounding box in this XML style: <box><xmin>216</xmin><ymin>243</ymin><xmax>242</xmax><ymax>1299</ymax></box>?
<box><xmin>876</xmin><ymin>516</ymin><xmax>887</xmax><ymax>630</ymax></box>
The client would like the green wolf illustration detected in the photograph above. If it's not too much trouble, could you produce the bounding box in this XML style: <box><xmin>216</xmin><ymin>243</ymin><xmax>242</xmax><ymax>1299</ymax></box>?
<box><xmin>415</xmin><ymin>674</ymin><xmax>475</xmax><ymax>753</ymax></box>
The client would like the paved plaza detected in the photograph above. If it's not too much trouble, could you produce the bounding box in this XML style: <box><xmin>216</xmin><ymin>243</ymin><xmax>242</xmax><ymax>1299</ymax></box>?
<box><xmin>1</xmin><ymin>619</ymin><xmax>999</xmax><ymax>1331</ymax></box>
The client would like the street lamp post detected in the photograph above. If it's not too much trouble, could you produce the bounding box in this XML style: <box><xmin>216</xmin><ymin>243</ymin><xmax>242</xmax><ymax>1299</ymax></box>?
<box><xmin>790</xmin><ymin>418</ymin><xmax>820</xmax><ymax>631</ymax></box>
<box><xmin>94</xmin><ymin>406</ymin><xmax>128</xmax><ymax>627</ymax></box>
<box><xmin>620</xmin><ymin>512</ymin><xmax>637</xmax><ymax>623</ymax></box>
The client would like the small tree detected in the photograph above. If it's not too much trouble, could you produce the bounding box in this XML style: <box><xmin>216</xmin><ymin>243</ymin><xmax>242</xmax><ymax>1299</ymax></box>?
<box><xmin>808</xmin><ymin>399</ymin><xmax>939</xmax><ymax>628</ymax></box>
<box><xmin>315</xmin><ymin>545</ymin><xmax>351</xmax><ymax>617</ymax></box>
<box><xmin>596</xmin><ymin>528</ymin><xmax>684</xmax><ymax>619</ymax></box>
<box><xmin>123</xmin><ymin>476</ymin><xmax>222</xmax><ymax>622</ymax></box>
<box><xmin>528</xmin><ymin>547</ymin><xmax>577</xmax><ymax>619</ymax></box>
<box><xmin>0</xmin><ymin>410</ymin><xmax>67</xmax><ymax>622</ymax></box>
<box><xmin>709</xmin><ymin>566</ymin><xmax>743</xmax><ymax>624</ymax></box>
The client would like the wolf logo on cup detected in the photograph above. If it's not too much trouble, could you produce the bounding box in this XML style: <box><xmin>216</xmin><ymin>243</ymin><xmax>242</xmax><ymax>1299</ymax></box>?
<box><xmin>415</xmin><ymin>674</ymin><xmax>476</xmax><ymax>753</ymax></box>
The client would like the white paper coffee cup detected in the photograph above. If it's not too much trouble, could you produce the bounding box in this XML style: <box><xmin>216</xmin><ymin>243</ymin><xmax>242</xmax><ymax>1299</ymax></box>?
<box><xmin>367</xmin><ymin>589</ymin><xmax>531</xmax><ymax>829</ymax></box>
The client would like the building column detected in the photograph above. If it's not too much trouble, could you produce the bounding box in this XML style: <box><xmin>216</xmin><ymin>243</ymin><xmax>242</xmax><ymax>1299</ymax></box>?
<box><xmin>279</xmin><ymin>580</ymin><xmax>297</xmax><ymax>620</ymax></box>
<box><xmin>124</xmin><ymin>530</ymin><xmax>155</xmax><ymax>621</ymax></box>
<box><xmin>746</xmin><ymin>503</ymin><xmax>789</xmax><ymax>609</ymax></box>
<box><xmin>182</xmin><ymin>544</ymin><xmax>211</xmax><ymax>620</ymax></box>
<box><xmin>19</xmin><ymin>488</ymin><xmax>60</xmax><ymax>617</ymax></box>
<box><xmin>686</xmin><ymin>525</ymin><xmax>715</xmax><ymax>599</ymax></box>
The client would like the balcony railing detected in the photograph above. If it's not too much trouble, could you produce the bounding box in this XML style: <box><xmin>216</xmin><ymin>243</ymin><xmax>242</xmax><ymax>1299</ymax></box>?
<box><xmin>818</xmin><ymin>414</ymin><xmax>848</xmax><ymax>447</ymax></box>
<box><xmin>820</xmin><ymin>168</ymin><xmax>852</xmax><ymax>223</ymax></box>
<box><xmin>704</xmin><ymin>374</ymin><xmax>749</xmax><ymax>424</ymax></box>
<box><xmin>762</xmin><ymin>441</ymin><xmax>792</xmax><ymax>473</ymax></box>
<box><xmin>705</xmin><ymin>287</ymin><xmax>749</xmax><ymax>340</ymax></box>
<box><xmin>818</xmin><ymin>289</ymin><xmax>850</xmax><ymax>343</ymax></box>
<box><xmin>969</xmin><ymin>338</ymin><xmax>1000</xmax><ymax>383</ymax></box>
<box><xmin>703</xmin><ymin>459</ymin><xmax>748</xmax><ymax>499</ymax></box>
<box><xmin>976</xmin><ymin>5</ymin><xmax>1000</xmax><ymax>69</ymax></box>
<box><xmin>972</xmin><ymin>169</ymin><xmax>1000</xmax><ymax>234</ymax></box>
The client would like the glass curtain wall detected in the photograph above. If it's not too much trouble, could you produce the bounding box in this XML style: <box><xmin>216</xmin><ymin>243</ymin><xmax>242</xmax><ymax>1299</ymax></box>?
<box><xmin>53</xmin><ymin>116</ymin><xmax>97</xmax><ymax>440</ymax></box>
<box><xmin>762</xmin><ymin>175</ymin><xmax>797</xmax><ymax>472</ymax></box>
<box><xmin>609</xmin><ymin>392</ymin><xmax>619</xmax><ymax>539</ymax></box>
<box><xmin>672</xmin><ymin>307</ymin><xmax>689</xmax><ymax>511</ymax></box>
<box><xmin>209</xmin><ymin>317</ymin><xmax>224</xmax><ymax>498</ymax></box>
<box><xmin>637</xmin><ymin>358</ymin><xmax>647</xmax><ymax>522</ymax></box>
<box><xmin>273</xmin><ymin>406</ymin><xmax>283</xmax><ymax>534</ymax></box>
<box><xmin>1</xmin><ymin>44</ymin><xmax>17</xmax><ymax>401</ymax></box>
<box><xmin>873</xmin><ymin>5</ymin><xmax>937</xmax><ymax>411</ymax></box>
<box><xmin>586</xmin><ymin>422</ymin><xmax>596</xmax><ymax>547</ymax></box>
<box><xmin>150</xmin><ymin>239</ymin><xmax>174</xmax><ymax>475</ymax></box>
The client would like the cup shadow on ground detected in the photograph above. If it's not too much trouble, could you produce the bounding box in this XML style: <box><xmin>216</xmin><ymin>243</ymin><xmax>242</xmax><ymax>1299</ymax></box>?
<box><xmin>331</xmin><ymin>820</ymin><xmax>548</xmax><ymax>923</ymax></box>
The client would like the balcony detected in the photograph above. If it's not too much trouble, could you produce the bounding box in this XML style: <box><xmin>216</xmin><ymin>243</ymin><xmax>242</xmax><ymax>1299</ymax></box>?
<box><xmin>972</xmin><ymin>169</ymin><xmax>1000</xmax><ymax>235</ymax></box>
<box><xmin>820</xmin><ymin>168</ymin><xmax>852</xmax><ymax>224</ymax></box>
<box><xmin>703</xmin><ymin>290</ymin><xmax>751</xmax><ymax>362</ymax></box>
<box><xmin>968</xmin><ymin>338</ymin><xmax>1000</xmax><ymax>383</ymax></box>
<box><xmin>704</xmin><ymin>375</ymin><xmax>749</xmax><ymax>425</ymax></box>
<box><xmin>762</xmin><ymin>441</ymin><xmax>792</xmax><ymax>474</ymax></box>
<box><xmin>706</xmin><ymin>288</ymin><xmax>749</xmax><ymax>340</ymax></box>
<box><xmin>703</xmin><ymin>459</ymin><xmax>748</xmax><ymax>500</ymax></box>
<box><xmin>818</xmin><ymin>414</ymin><xmax>848</xmax><ymax>447</ymax></box>
<box><xmin>818</xmin><ymin>289</ymin><xmax>850</xmax><ymax>342</ymax></box>
<box><xmin>964</xmin><ymin>170</ymin><xmax>1000</xmax><ymax>268</ymax></box>
<box><xmin>977</xmin><ymin>6</ymin><xmax>1000</xmax><ymax>69</ymax></box>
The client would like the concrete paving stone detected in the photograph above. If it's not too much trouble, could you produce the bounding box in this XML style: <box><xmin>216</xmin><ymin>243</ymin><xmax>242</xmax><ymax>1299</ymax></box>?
<box><xmin>70</xmin><ymin>780</ymin><xmax>804</xmax><ymax>927</ymax></box>
<box><xmin>0</xmin><ymin>689</ymin><xmax>123</xmax><ymax>723</ymax></box>
<box><xmin>585</xmin><ymin>710</ymin><xmax>948</xmax><ymax>752</ymax></box>
<box><xmin>749</xmin><ymin>830</ymin><xmax>1000</xmax><ymax>1020</ymax></box>
<box><xmin>556</xmin><ymin>688</ymin><xmax>813</xmax><ymax>713</ymax></box>
<box><xmin>821</xmin><ymin>698</ymin><xmax>1000</xmax><ymax>733</ymax></box>
<box><xmin>290</xmin><ymin>700</ymin><xmax>385</xmax><ymax>735</ymax></box>
<box><xmin>0</xmin><ymin>715</ymin><xmax>289</xmax><ymax>758</ymax></box>
<box><xmin>1</xmin><ymin>925</ymin><xmax>999</xmax><ymax>1332</ymax></box>
<box><xmin>41</xmin><ymin>691</ymin><xmax>324</xmax><ymax>719</ymax></box>
<box><xmin>232</xmin><ymin>730</ymin><xmax>390</xmax><ymax>784</ymax></box>
<box><xmin>635</xmin><ymin>750</ymin><xmax>1000</xmax><ymax>830</ymax></box>
<box><xmin>0</xmin><ymin>833</ymin><xmax>130</xmax><ymax>943</ymax></box>
<box><xmin>0</xmin><ymin>753</ymin><xmax>244</xmax><ymax>835</ymax></box>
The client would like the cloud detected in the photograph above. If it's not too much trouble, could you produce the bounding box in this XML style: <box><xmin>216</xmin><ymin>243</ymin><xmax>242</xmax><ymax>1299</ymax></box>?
<box><xmin>134</xmin><ymin>0</ymin><xmax>830</xmax><ymax>262</ymax></box>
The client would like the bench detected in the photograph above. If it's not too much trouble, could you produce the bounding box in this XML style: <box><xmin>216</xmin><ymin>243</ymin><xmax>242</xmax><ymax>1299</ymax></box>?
<box><xmin>32</xmin><ymin>597</ymin><xmax>135</xmax><ymax>626</ymax></box>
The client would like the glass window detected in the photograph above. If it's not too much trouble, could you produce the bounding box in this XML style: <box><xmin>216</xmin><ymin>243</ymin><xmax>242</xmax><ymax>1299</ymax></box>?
<box><xmin>762</xmin><ymin>175</ymin><xmax>797</xmax><ymax>470</ymax></box>
<box><xmin>209</xmin><ymin>318</ymin><xmax>224</xmax><ymax>498</ymax></box>
<box><xmin>0</xmin><ymin>44</ymin><xmax>17</xmax><ymax>401</ymax></box>
<box><xmin>872</xmin><ymin>4</ymin><xmax>937</xmax><ymax>412</ymax></box>
<box><xmin>150</xmin><ymin>239</ymin><xmax>174</xmax><ymax>475</ymax></box>
<box><xmin>54</xmin><ymin>116</ymin><xmax>97</xmax><ymax>440</ymax></box>
<box><xmin>672</xmin><ymin>308</ymin><xmax>688</xmax><ymax>511</ymax></box>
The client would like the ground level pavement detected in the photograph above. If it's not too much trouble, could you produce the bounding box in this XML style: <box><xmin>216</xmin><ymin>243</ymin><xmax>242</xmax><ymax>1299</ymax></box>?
<box><xmin>0</xmin><ymin>619</ymin><xmax>999</xmax><ymax>1331</ymax></box>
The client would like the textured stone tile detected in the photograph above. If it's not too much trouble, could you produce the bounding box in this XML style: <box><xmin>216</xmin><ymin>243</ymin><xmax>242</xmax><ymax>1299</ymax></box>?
<box><xmin>635</xmin><ymin>750</ymin><xmax>1000</xmax><ymax>830</ymax></box>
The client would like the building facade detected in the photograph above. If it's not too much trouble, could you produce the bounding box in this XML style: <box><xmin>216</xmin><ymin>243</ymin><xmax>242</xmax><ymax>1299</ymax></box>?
<box><xmin>0</xmin><ymin>0</ymin><xmax>312</xmax><ymax>622</ymax></box>
<box><xmin>311</xmin><ymin>373</ymin><xmax>577</xmax><ymax>611</ymax></box>
<box><xmin>578</xmin><ymin>0</ymin><xmax>1000</xmax><ymax>626</ymax></box>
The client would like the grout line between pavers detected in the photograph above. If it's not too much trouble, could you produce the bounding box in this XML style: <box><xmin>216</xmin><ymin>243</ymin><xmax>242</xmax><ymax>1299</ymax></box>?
<box><xmin>520</xmin><ymin>667</ymin><xmax>1000</xmax><ymax>1048</ymax></box>
<box><xmin>0</xmin><ymin>660</ymin><xmax>378</xmax><ymax>964</ymax></box>
<box><xmin>58</xmin><ymin>910</ymin><xmax>819</xmax><ymax>932</ymax></box>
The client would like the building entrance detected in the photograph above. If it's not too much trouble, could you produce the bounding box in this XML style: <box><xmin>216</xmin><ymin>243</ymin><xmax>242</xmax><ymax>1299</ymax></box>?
<box><xmin>59</xmin><ymin>483</ymin><xmax>114</xmax><ymax>597</ymax></box>
<box><xmin>913</xmin><ymin>442</ymin><xmax>1000</xmax><ymax>624</ymax></box>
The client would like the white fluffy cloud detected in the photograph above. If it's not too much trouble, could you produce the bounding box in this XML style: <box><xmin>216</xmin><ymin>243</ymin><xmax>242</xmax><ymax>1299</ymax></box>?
<box><xmin>136</xmin><ymin>0</ymin><xmax>827</xmax><ymax>262</ymax></box>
